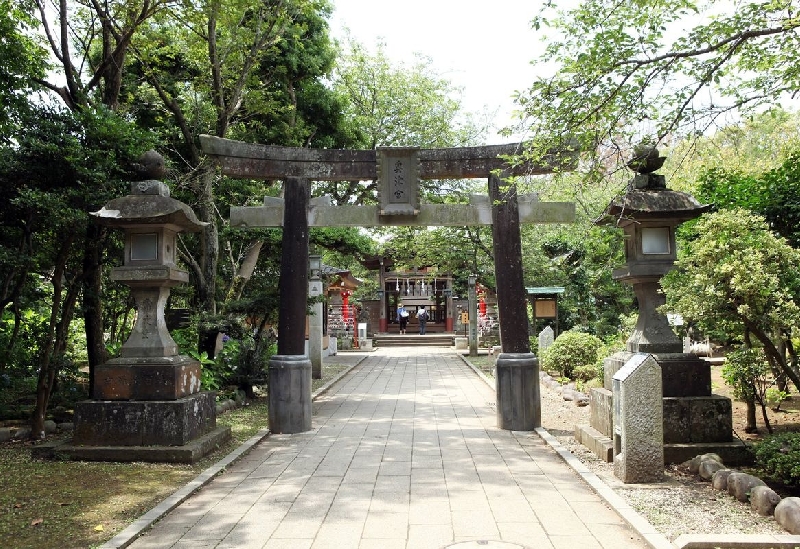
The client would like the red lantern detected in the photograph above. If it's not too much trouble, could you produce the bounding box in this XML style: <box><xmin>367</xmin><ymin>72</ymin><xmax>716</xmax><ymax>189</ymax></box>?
<box><xmin>342</xmin><ymin>290</ymin><xmax>352</xmax><ymax>324</ymax></box>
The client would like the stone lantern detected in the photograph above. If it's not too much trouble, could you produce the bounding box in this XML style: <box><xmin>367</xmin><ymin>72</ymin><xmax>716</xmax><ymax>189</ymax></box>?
<box><xmin>575</xmin><ymin>145</ymin><xmax>749</xmax><ymax>469</ymax></box>
<box><xmin>601</xmin><ymin>146</ymin><xmax>711</xmax><ymax>356</ymax></box>
<box><xmin>66</xmin><ymin>151</ymin><xmax>230</xmax><ymax>462</ymax></box>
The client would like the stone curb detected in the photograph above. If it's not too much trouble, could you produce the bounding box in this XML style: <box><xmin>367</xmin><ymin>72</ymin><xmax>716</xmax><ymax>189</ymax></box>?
<box><xmin>99</xmin><ymin>355</ymin><xmax>367</xmax><ymax>549</ymax></box>
<box><xmin>534</xmin><ymin>426</ymin><xmax>674</xmax><ymax>549</ymax></box>
<box><xmin>459</xmin><ymin>354</ymin><xmax>800</xmax><ymax>549</ymax></box>
<box><xmin>458</xmin><ymin>354</ymin><xmax>673</xmax><ymax>549</ymax></box>
<box><xmin>673</xmin><ymin>533</ymin><xmax>800</xmax><ymax>549</ymax></box>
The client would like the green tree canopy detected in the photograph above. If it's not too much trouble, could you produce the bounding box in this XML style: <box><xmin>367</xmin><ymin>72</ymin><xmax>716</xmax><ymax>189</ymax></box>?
<box><xmin>517</xmin><ymin>0</ymin><xmax>800</xmax><ymax>175</ymax></box>
<box><xmin>662</xmin><ymin>209</ymin><xmax>800</xmax><ymax>390</ymax></box>
<box><xmin>0</xmin><ymin>0</ymin><xmax>47</xmax><ymax>137</ymax></box>
<box><xmin>696</xmin><ymin>150</ymin><xmax>800</xmax><ymax>247</ymax></box>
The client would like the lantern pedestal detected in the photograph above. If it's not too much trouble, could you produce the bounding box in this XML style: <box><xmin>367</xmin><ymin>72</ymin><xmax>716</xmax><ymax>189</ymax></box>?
<box><xmin>93</xmin><ymin>355</ymin><xmax>201</xmax><ymax>400</ymax></box>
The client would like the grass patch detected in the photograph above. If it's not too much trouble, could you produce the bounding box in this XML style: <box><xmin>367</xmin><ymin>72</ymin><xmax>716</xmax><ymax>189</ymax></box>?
<box><xmin>0</xmin><ymin>361</ymin><xmax>357</xmax><ymax>549</ymax></box>
<box><xmin>464</xmin><ymin>354</ymin><xmax>496</xmax><ymax>379</ymax></box>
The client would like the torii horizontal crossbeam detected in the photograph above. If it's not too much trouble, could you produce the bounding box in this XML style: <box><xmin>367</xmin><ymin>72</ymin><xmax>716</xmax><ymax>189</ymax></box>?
<box><xmin>199</xmin><ymin>135</ymin><xmax>577</xmax><ymax>181</ymax></box>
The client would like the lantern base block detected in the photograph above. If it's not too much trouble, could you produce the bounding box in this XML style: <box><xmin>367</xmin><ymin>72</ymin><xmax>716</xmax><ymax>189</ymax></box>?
<box><xmin>34</xmin><ymin>424</ymin><xmax>231</xmax><ymax>464</ymax></box>
<box><xmin>94</xmin><ymin>355</ymin><xmax>201</xmax><ymax>400</ymax></box>
<box><xmin>72</xmin><ymin>391</ymin><xmax>217</xmax><ymax>446</ymax></box>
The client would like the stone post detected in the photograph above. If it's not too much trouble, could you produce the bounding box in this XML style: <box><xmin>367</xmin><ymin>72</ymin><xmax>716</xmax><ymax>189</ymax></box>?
<box><xmin>613</xmin><ymin>354</ymin><xmax>663</xmax><ymax>483</ymax></box>
<box><xmin>309</xmin><ymin>255</ymin><xmax>323</xmax><ymax>379</ymax></box>
<box><xmin>468</xmin><ymin>275</ymin><xmax>478</xmax><ymax>356</ymax></box>
<box><xmin>378</xmin><ymin>257</ymin><xmax>387</xmax><ymax>332</ymax></box>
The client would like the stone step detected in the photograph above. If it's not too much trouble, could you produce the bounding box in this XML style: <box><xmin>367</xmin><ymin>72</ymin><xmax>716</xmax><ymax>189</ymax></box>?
<box><xmin>373</xmin><ymin>335</ymin><xmax>454</xmax><ymax>347</ymax></box>
<box><xmin>664</xmin><ymin>441</ymin><xmax>752</xmax><ymax>466</ymax></box>
<box><xmin>575</xmin><ymin>423</ymin><xmax>614</xmax><ymax>463</ymax></box>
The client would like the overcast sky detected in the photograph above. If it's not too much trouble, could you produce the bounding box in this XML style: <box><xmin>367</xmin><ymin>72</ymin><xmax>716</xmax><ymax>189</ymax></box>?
<box><xmin>328</xmin><ymin>1</ymin><xmax>546</xmax><ymax>144</ymax></box>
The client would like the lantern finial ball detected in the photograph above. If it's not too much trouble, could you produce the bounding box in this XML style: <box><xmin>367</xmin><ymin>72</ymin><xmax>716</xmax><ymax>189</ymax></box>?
<box><xmin>133</xmin><ymin>150</ymin><xmax>166</xmax><ymax>181</ymax></box>
<box><xmin>627</xmin><ymin>143</ymin><xmax>665</xmax><ymax>175</ymax></box>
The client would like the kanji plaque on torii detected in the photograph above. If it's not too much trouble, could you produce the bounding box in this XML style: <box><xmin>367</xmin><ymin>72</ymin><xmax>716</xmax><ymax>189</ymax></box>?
<box><xmin>378</xmin><ymin>147</ymin><xmax>420</xmax><ymax>216</ymax></box>
<box><xmin>200</xmin><ymin>134</ymin><xmax>578</xmax><ymax>433</ymax></box>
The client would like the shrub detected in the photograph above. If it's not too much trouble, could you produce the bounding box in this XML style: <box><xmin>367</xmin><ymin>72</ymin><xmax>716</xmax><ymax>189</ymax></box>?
<box><xmin>754</xmin><ymin>432</ymin><xmax>800</xmax><ymax>486</ymax></box>
<box><xmin>573</xmin><ymin>361</ymin><xmax>602</xmax><ymax>382</ymax></box>
<box><xmin>542</xmin><ymin>330</ymin><xmax>603</xmax><ymax>379</ymax></box>
<box><xmin>722</xmin><ymin>347</ymin><xmax>774</xmax><ymax>433</ymax></box>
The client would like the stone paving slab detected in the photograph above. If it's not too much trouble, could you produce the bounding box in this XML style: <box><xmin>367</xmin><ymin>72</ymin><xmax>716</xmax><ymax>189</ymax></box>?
<box><xmin>122</xmin><ymin>348</ymin><xmax>655</xmax><ymax>549</ymax></box>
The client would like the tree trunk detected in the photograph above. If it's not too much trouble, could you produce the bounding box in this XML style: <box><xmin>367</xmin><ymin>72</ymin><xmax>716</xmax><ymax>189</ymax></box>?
<box><xmin>744</xmin><ymin>398</ymin><xmax>758</xmax><ymax>433</ymax></box>
<box><xmin>31</xmin><ymin>237</ymin><xmax>77</xmax><ymax>438</ymax></box>
<box><xmin>196</xmin><ymin>166</ymin><xmax>219</xmax><ymax>315</ymax></box>
<box><xmin>745</xmin><ymin>319</ymin><xmax>800</xmax><ymax>392</ymax></box>
<box><xmin>759</xmin><ymin>402</ymin><xmax>773</xmax><ymax>434</ymax></box>
<box><xmin>82</xmin><ymin>224</ymin><xmax>107</xmax><ymax>398</ymax></box>
<box><xmin>225</xmin><ymin>240</ymin><xmax>264</xmax><ymax>302</ymax></box>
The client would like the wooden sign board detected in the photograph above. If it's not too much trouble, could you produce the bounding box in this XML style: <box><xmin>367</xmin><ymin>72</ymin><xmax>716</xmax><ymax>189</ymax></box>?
<box><xmin>534</xmin><ymin>299</ymin><xmax>557</xmax><ymax>318</ymax></box>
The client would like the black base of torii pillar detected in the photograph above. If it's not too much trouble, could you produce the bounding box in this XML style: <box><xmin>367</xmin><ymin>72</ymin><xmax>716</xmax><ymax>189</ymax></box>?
<box><xmin>490</xmin><ymin>173</ymin><xmax>541</xmax><ymax>431</ymax></box>
<box><xmin>269</xmin><ymin>177</ymin><xmax>312</xmax><ymax>434</ymax></box>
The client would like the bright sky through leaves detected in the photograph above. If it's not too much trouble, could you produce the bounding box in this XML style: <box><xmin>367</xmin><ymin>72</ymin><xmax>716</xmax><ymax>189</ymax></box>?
<box><xmin>329</xmin><ymin>0</ymin><xmax>545</xmax><ymax>144</ymax></box>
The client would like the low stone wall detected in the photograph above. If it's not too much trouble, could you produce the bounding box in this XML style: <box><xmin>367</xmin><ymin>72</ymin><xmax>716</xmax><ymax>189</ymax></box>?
<box><xmin>0</xmin><ymin>420</ymin><xmax>70</xmax><ymax>442</ymax></box>
<box><xmin>689</xmin><ymin>453</ymin><xmax>800</xmax><ymax>535</ymax></box>
<box><xmin>4</xmin><ymin>396</ymin><xmax>243</xmax><ymax>443</ymax></box>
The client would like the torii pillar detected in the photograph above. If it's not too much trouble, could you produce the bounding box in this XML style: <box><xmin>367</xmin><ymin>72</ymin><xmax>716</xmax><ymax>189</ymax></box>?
<box><xmin>200</xmin><ymin>135</ymin><xmax>577</xmax><ymax>431</ymax></box>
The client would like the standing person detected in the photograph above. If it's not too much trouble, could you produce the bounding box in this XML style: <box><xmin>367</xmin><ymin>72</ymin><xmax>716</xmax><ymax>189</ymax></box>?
<box><xmin>417</xmin><ymin>306</ymin><xmax>428</xmax><ymax>335</ymax></box>
<box><xmin>397</xmin><ymin>303</ymin><xmax>409</xmax><ymax>334</ymax></box>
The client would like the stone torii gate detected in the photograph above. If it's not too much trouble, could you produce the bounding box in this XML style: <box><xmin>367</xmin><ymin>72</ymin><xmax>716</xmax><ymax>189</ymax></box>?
<box><xmin>200</xmin><ymin>135</ymin><xmax>576</xmax><ymax>433</ymax></box>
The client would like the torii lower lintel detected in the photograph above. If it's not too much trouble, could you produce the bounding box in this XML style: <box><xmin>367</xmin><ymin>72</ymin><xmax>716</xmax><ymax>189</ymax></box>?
<box><xmin>230</xmin><ymin>195</ymin><xmax>575</xmax><ymax>228</ymax></box>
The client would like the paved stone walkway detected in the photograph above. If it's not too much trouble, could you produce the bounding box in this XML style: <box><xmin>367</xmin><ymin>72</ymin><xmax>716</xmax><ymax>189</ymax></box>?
<box><xmin>126</xmin><ymin>348</ymin><xmax>650</xmax><ymax>549</ymax></box>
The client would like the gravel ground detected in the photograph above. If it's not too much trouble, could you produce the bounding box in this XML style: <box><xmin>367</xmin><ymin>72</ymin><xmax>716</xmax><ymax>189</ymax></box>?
<box><xmin>537</xmin><ymin>378</ymin><xmax>787</xmax><ymax>541</ymax></box>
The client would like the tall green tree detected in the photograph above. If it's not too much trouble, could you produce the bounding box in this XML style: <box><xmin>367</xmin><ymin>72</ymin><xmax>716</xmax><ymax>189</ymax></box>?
<box><xmin>125</xmin><ymin>0</ymin><xmax>345</xmax><ymax>316</ymax></box>
<box><xmin>0</xmin><ymin>106</ymin><xmax>151</xmax><ymax>437</ymax></box>
<box><xmin>662</xmin><ymin>209</ymin><xmax>800</xmax><ymax>400</ymax></box>
<box><xmin>0</xmin><ymin>0</ymin><xmax>47</xmax><ymax>138</ymax></box>
<box><xmin>30</xmin><ymin>0</ymin><xmax>170</xmax><ymax>387</ymax></box>
<box><xmin>696</xmin><ymin>150</ymin><xmax>800</xmax><ymax>247</ymax></box>
<box><xmin>516</xmin><ymin>0</ymin><xmax>800</xmax><ymax>175</ymax></box>
<box><xmin>665</xmin><ymin>108</ymin><xmax>800</xmax><ymax>192</ymax></box>
<box><xmin>0</xmin><ymin>2</ymin><xmax>161</xmax><ymax>435</ymax></box>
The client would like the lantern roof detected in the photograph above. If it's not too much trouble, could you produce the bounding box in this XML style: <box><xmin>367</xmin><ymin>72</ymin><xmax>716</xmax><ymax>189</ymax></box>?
<box><xmin>92</xmin><ymin>193</ymin><xmax>207</xmax><ymax>232</ymax></box>
<box><xmin>91</xmin><ymin>151</ymin><xmax>207</xmax><ymax>232</ymax></box>
<box><xmin>595</xmin><ymin>188</ymin><xmax>711</xmax><ymax>227</ymax></box>
<box><xmin>596</xmin><ymin>147</ymin><xmax>711</xmax><ymax>227</ymax></box>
